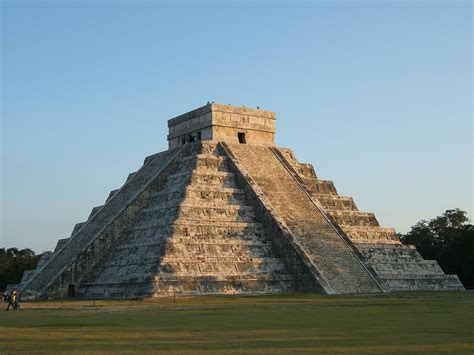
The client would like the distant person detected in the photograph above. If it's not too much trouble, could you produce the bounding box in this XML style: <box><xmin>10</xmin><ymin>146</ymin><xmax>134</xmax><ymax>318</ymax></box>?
<box><xmin>12</xmin><ymin>290</ymin><xmax>19</xmax><ymax>310</ymax></box>
<box><xmin>5</xmin><ymin>291</ymin><xmax>13</xmax><ymax>311</ymax></box>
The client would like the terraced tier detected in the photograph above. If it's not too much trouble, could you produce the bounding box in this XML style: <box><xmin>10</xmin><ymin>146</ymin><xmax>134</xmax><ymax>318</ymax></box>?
<box><xmin>357</xmin><ymin>244</ymin><xmax>464</xmax><ymax>290</ymax></box>
<box><xmin>273</xmin><ymin>147</ymin><xmax>464</xmax><ymax>292</ymax></box>
<box><xmin>18</xmin><ymin>146</ymin><xmax>186</xmax><ymax>299</ymax></box>
<box><xmin>225</xmin><ymin>143</ymin><xmax>381</xmax><ymax>294</ymax></box>
<box><xmin>77</xmin><ymin>142</ymin><xmax>295</xmax><ymax>298</ymax></box>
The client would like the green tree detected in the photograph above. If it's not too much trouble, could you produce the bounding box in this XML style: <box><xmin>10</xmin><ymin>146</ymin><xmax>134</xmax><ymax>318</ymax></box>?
<box><xmin>400</xmin><ymin>209</ymin><xmax>474</xmax><ymax>289</ymax></box>
<box><xmin>0</xmin><ymin>247</ymin><xmax>42</xmax><ymax>291</ymax></box>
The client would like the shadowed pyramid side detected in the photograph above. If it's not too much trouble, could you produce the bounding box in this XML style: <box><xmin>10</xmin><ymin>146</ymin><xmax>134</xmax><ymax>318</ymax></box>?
<box><xmin>18</xmin><ymin>146</ymin><xmax>186</xmax><ymax>299</ymax></box>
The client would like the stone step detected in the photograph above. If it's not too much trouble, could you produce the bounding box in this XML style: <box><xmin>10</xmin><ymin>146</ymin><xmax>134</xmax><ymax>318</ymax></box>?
<box><xmin>371</xmin><ymin>259</ymin><xmax>444</xmax><ymax>271</ymax></box>
<box><xmin>164</xmin><ymin>170</ymin><xmax>237</xmax><ymax>189</ymax></box>
<box><xmin>143</xmin><ymin>153</ymin><xmax>159</xmax><ymax>165</ymax></box>
<box><xmin>357</xmin><ymin>243</ymin><xmax>415</xmax><ymax>251</ymax></box>
<box><xmin>364</xmin><ymin>254</ymin><xmax>425</xmax><ymax>263</ymax></box>
<box><xmin>358</xmin><ymin>244</ymin><xmax>423</xmax><ymax>259</ymax></box>
<box><xmin>303</xmin><ymin>179</ymin><xmax>338</xmax><ymax>195</ymax></box>
<box><xmin>96</xmin><ymin>262</ymin><xmax>290</xmax><ymax>278</ymax></box>
<box><xmin>277</xmin><ymin>149</ymin><xmax>319</xmax><ymax>179</ymax></box>
<box><xmin>79</xmin><ymin>274</ymin><xmax>294</xmax><ymax>298</ymax></box>
<box><xmin>198</xmin><ymin>141</ymin><xmax>221</xmax><ymax>156</ymax></box>
<box><xmin>160</xmin><ymin>256</ymin><xmax>288</xmax><ymax>266</ymax></box>
<box><xmin>377</xmin><ymin>271</ymin><xmax>452</xmax><ymax>280</ymax></box>
<box><xmin>84</xmin><ymin>273</ymin><xmax>294</xmax><ymax>285</ymax></box>
<box><xmin>35</xmin><ymin>253</ymin><xmax>54</xmax><ymax>270</ymax></box>
<box><xmin>131</xmin><ymin>219</ymin><xmax>266</xmax><ymax>235</ymax></box>
<box><xmin>294</xmin><ymin>163</ymin><xmax>318</xmax><ymax>179</ymax></box>
<box><xmin>154</xmin><ymin>274</ymin><xmax>294</xmax><ymax>282</ymax></box>
<box><xmin>19</xmin><ymin>270</ymin><xmax>37</xmax><ymax>286</ymax></box>
<box><xmin>144</xmin><ymin>203</ymin><xmax>254</xmax><ymax>215</ymax></box>
<box><xmin>385</xmin><ymin>278</ymin><xmax>463</xmax><ymax>291</ymax></box>
<box><xmin>88</xmin><ymin>206</ymin><xmax>103</xmax><ymax>220</ymax></box>
<box><xmin>172</xmin><ymin>220</ymin><xmax>264</xmax><ymax>233</ymax></box>
<box><xmin>97</xmin><ymin>253</ymin><xmax>285</xmax><ymax>275</ymax></box>
<box><xmin>176</xmin><ymin>154</ymin><xmax>230</xmax><ymax>174</ymax></box>
<box><xmin>112</xmin><ymin>239</ymin><xmax>274</xmax><ymax>253</ymax></box>
<box><xmin>167</xmin><ymin>235</ymin><xmax>273</xmax><ymax>245</ymax></box>
<box><xmin>327</xmin><ymin>210</ymin><xmax>379</xmax><ymax>227</ymax></box>
<box><xmin>70</xmin><ymin>222</ymin><xmax>86</xmax><ymax>237</ymax></box>
<box><xmin>130</xmin><ymin>220</ymin><xmax>264</xmax><ymax>235</ymax></box>
<box><xmin>151</xmin><ymin>186</ymin><xmax>245</xmax><ymax>206</ymax></box>
<box><xmin>138</xmin><ymin>205</ymin><xmax>256</xmax><ymax>223</ymax></box>
<box><xmin>165</xmin><ymin>242</ymin><xmax>275</xmax><ymax>254</ymax></box>
<box><xmin>53</xmin><ymin>238</ymin><xmax>70</xmax><ymax>252</ymax></box>
<box><xmin>106</xmin><ymin>189</ymin><xmax>120</xmax><ymax>203</ymax></box>
<box><xmin>139</xmin><ymin>198</ymin><xmax>247</xmax><ymax>213</ymax></box>
<box><xmin>362</xmin><ymin>252</ymin><xmax>425</xmax><ymax>262</ymax></box>
<box><xmin>125</xmin><ymin>172</ymin><xmax>137</xmax><ymax>183</ymax></box>
<box><xmin>316</xmin><ymin>195</ymin><xmax>358</xmax><ymax>211</ymax></box>
<box><xmin>181</xmin><ymin>153</ymin><xmax>227</xmax><ymax>162</ymax></box>
<box><xmin>91</xmin><ymin>259</ymin><xmax>291</xmax><ymax>280</ymax></box>
<box><xmin>143</xmin><ymin>201</ymin><xmax>251</xmax><ymax>214</ymax></box>
<box><xmin>343</xmin><ymin>226</ymin><xmax>400</xmax><ymax>244</ymax></box>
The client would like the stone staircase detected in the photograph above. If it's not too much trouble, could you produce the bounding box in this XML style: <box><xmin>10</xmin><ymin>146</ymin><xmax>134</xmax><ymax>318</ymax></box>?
<box><xmin>15</xmin><ymin>140</ymin><xmax>463</xmax><ymax>299</ymax></box>
<box><xmin>224</xmin><ymin>143</ymin><xmax>382</xmax><ymax>294</ymax></box>
<box><xmin>275</xmin><ymin>147</ymin><xmax>464</xmax><ymax>291</ymax></box>
<box><xmin>77</xmin><ymin>142</ymin><xmax>295</xmax><ymax>298</ymax></box>
<box><xmin>18</xmin><ymin>147</ymin><xmax>185</xmax><ymax>299</ymax></box>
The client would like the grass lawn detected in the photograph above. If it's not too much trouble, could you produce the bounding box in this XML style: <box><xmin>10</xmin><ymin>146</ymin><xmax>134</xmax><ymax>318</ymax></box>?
<box><xmin>1</xmin><ymin>291</ymin><xmax>473</xmax><ymax>354</ymax></box>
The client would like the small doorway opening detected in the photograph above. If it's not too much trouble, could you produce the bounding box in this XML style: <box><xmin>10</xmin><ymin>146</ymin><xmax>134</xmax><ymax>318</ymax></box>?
<box><xmin>67</xmin><ymin>284</ymin><xmax>76</xmax><ymax>297</ymax></box>
<box><xmin>238</xmin><ymin>132</ymin><xmax>246</xmax><ymax>144</ymax></box>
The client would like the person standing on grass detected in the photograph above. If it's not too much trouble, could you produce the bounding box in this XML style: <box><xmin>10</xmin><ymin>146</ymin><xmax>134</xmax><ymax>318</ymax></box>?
<box><xmin>12</xmin><ymin>290</ymin><xmax>19</xmax><ymax>310</ymax></box>
<box><xmin>5</xmin><ymin>291</ymin><xmax>13</xmax><ymax>311</ymax></box>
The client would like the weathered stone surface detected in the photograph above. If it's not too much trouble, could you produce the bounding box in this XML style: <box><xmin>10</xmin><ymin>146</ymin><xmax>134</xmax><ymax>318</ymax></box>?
<box><xmin>167</xmin><ymin>103</ymin><xmax>276</xmax><ymax>148</ymax></box>
<box><xmin>224</xmin><ymin>143</ymin><xmax>382</xmax><ymax>294</ymax></box>
<box><xmin>77</xmin><ymin>142</ymin><xmax>295</xmax><ymax>298</ymax></box>
<box><xmin>273</xmin><ymin>147</ymin><xmax>464</xmax><ymax>291</ymax></box>
<box><xmin>14</xmin><ymin>103</ymin><xmax>463</xmax><ymax>299</ymax></box>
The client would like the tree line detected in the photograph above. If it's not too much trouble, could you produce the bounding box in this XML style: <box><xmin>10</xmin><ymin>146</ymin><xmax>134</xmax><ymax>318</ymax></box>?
<box><xmin>0</xmin><ymin>248</ymin><xmax>42</xmax><ymax>292</ymax></box>
<box><xmin>399</xmin><ymin>208</ymin><xmax>473</xmax><ymax>289</ymax></box>
<box><xmin>0</xmin><ymin>209</ymin><xmax>472</xmax><ymax>291</ymax></box>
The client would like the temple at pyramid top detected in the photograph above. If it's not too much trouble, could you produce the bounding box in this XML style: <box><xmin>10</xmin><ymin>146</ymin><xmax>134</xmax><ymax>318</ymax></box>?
<box><xmin>168</xmin><ymin>103</ymin><xmax>276</xmax><ymax>148</ymax></box>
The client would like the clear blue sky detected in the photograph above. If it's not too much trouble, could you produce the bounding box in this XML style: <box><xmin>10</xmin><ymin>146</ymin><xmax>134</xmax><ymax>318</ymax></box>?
<box><xmin>1</xmin><ymin>1</ymin><xmax>472</xmax><ymax>253</ymax></box>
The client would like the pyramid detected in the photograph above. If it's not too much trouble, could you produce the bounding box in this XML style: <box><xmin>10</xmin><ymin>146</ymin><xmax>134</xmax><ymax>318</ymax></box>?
<box><xmin>15</xmin><ymin>103</ymin><xmax>463</xmax><ymax>299</ymax></box>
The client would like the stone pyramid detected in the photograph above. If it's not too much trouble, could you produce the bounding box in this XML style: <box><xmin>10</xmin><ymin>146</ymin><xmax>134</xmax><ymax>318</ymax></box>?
<box><xmin>16</xmin><ymin>103</ymin><xmax>463</xmax><ymax>299</ymax></box>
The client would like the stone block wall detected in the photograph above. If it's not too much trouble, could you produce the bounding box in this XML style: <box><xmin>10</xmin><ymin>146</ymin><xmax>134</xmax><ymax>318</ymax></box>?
<box><xmin>225</xmin><ymin>143</ymin><xmax>382</xmax><ymax>294</ymax></box>
<box><xmin>19</xmin><ymin>146</ymin><xmax>185</xmax><ymax>299</ymax></box>
<box><xmin>274</xmin><ymin>147</ymin><xmax>464</xmax><ymax>291</ymax></box>
<box><xmin>168</xmin><ymin>103</ymin><xmax>276</xmax><ymax>148</ymax></box>
<box><xmin>69</xmin><ymin>142</ymin><xmax>297</xmax><ymax>298</ymax></box>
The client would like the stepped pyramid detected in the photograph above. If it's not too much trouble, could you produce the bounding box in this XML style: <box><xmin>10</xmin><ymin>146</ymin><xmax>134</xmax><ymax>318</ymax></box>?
<box><xmin>15</xmin><ymin>103</ymin><xmax>463</xmax><ymax>299</ymax></box>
